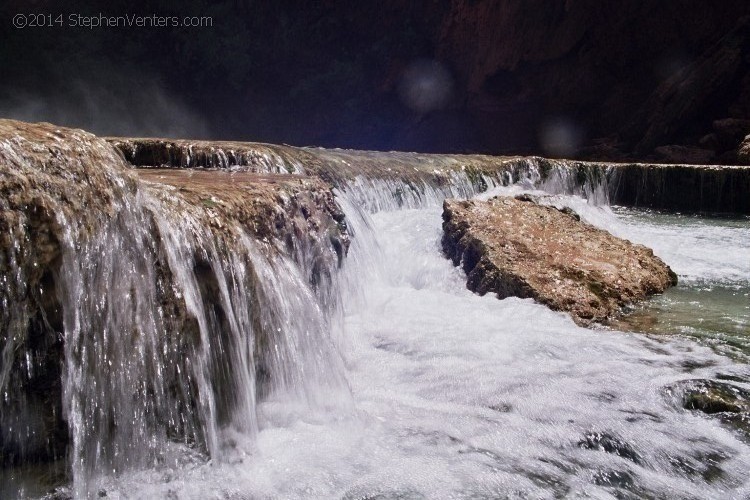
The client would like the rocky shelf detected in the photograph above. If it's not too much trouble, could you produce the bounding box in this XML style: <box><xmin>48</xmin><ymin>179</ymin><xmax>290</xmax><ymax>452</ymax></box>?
<box><xmin>441</xmin><ymin>195</ymin><xmax>678</xmax><ymax>325</ymax></box>
<box><xmin>107</xmin><ymin>136</ymin><xmax>750</xmax><ymax>214</ymax></box>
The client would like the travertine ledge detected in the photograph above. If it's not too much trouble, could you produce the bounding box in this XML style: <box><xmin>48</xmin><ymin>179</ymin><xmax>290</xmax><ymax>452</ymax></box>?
<box><xmin>107</xmin><ymin>137</ymin><xmax>750</xmax><ymax>214</ymax></box>
<box><xmin>0</xmin><ymin>119</ymin><xmax>349</xmax><ymax>465</ymax></box>
<box><xmin>442</xmin><ymin>195</ymin><xmax>678</xmax><ymax>325</ymax></box>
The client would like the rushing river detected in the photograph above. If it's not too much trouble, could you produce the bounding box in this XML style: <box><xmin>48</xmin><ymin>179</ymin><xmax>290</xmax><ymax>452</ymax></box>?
<box><xmin>80</xmin><ymin>186</ymin><xmax>749</xmax><ymax>499</ymax></box>
<box><xmin>607</xmin><ymin>208</ymin><xmax>750</xmax><ymax>359</ymax></box>
<box><xmin>4</xmin><ymin>181</ymin><xmax>750</xmax><ymax>499</ymax></box>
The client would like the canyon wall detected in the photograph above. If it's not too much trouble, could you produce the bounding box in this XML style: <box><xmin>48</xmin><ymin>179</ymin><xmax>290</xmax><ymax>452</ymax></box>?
<box><xmin>2</xmin><ymin>1</ymin><xmax>749</xmax><ymax>159</ymax></box>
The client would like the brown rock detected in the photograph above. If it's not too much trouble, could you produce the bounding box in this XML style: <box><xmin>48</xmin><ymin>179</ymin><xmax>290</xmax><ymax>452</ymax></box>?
<box><xmin>442</xmin><ymin>196</ymin><xmax>677</xmax><ymax>325</ymax></box>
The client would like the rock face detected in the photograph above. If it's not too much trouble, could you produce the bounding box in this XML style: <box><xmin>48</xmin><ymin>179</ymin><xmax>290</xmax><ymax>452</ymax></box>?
<box><xmin>442</xmin><ymin>196</ymin><xmax>677</xmax><ymax>325</ymax></box>
<box><xmin>739</xmin><ymin>135</ymin><xmax>750</xmax><ymax>164</ymax></box>
<box><xmin>5</xmin><ymin>1</ymin><xmax>749</xmax><ymax>162</ymax></box>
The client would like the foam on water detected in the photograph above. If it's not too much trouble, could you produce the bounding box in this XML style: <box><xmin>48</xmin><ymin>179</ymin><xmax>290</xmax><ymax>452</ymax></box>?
<box><xmin>100</xmin><ymin>186</ymin><xmax>750</xmax><ymax>499</ymax></box>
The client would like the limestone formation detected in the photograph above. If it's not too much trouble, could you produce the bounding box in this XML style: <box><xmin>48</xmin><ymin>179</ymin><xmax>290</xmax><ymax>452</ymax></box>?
<box><xmin>0</xmin><ymin>120</ymin><xmax>349</xmax><ymax>466</ymax></box>
<box><xmin>109</xmin><ymin>138</ymin><xmax>750</xmax><ymax>214</ymax></box>
<box><xmin>107</xmin><ymin>136</ymin><xmax>521</xmax><ymax>190</ymax></box>
<box><xmin>442</xmin><ymin>195</ymin><xmax>678</xmax><ymax>325</ymax></box>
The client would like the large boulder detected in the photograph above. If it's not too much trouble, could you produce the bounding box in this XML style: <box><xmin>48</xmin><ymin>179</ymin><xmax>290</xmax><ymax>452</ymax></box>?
<box><xmin>442</xmin><ymin>195</ymin><xmax>677</xmax><ymax>325</ymax></box>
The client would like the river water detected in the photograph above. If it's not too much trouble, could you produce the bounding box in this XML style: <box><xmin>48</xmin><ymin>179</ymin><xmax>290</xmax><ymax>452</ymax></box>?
<box><xmin>69</xmin><ymin>183</ymin><xmax>747</xmax><ymax>499</ymax></box>
<box><xmin>4</xmin><ymin>177</ymin><xmax>749</xmax><ymax>499</ymax></box>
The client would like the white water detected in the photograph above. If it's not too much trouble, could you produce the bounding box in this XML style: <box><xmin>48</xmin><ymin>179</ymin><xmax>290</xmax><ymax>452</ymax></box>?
<box><xmin>476</xmin><ymin>184</ymin><xmax>750</xmax><ymax>286</ymax></box>
<box><xmin>93</xmin><ymin>185</ymin><xmax>750</xmax><ymax>499</ymax></box>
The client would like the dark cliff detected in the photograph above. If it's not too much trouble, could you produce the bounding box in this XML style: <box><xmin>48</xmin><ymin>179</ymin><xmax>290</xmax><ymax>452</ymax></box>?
<box><xmin>1</xmin><ymin>1</ymin><xmax>749</xmax><ymax>160</ymax></box>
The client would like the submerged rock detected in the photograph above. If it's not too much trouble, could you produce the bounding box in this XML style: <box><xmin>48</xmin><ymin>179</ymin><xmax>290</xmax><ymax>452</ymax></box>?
<box><xmin>441</xmin><ymin>195</ymin><xmax>677</xmax><ymax>325</ymax></box>
<box><xmin>669</xmin><ymin>379</ymin><xmax>750</xmax><ymax>437</ymax></box>
<box><xmin>677</xmin><ymin>379</ymin><xmax>750</xmax><ymax>414</ymax></box>
<box><xmin>578</xmin><ymin>431</ymin><xmax>642</xmax><ymax>465</ymax></box>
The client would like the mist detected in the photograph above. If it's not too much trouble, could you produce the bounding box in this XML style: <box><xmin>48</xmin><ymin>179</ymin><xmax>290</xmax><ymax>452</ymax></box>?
<box><xmin>0</xmin><ymin>73</ymin><xmax>209</xmax><ymax>139</ymax></box>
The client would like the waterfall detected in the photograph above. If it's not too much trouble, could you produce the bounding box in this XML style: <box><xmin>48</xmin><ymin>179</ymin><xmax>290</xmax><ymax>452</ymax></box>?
<box><xmin>2</xmin><ymin>143</ymin><xmax>517</xmax><ymax>495</ymax></box>
<box><xmin>1</xmin><ymin>128</ymin><xmax>353</xmax><ymax>496</ymax></box>
<box><xmin>4</xmin><ymin>125</ymin><xmax>747</xmax><ymax>498</ymax></box>
<box><xmin>50</xmin><ymin>186</ymin><xmax>355</xmax><ymax>496</ymax></box>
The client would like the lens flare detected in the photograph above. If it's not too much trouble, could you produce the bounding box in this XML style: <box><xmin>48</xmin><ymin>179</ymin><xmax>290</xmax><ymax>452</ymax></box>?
<box><xmin>398</xmin><ymin>59</ymin><xmax>454</xmax><ymax>113</ymax></box>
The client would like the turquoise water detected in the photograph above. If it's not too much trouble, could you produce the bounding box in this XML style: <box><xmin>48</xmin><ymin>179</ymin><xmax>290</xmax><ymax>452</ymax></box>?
<box><xmin>607</xmin><ymin>208</ymin><xmax>750</xmax><ymax>359</ymax></box>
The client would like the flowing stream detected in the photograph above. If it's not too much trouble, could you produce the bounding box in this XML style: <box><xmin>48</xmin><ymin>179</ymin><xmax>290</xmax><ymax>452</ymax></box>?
<box><xmin>3</xmin><ymin>173</ymin><xmax>750</xmax><ymax>499</ymax></box>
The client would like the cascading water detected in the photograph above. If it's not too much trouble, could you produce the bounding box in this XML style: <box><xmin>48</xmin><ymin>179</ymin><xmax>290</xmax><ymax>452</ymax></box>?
<box><xmin>52</xmin><ymin>188</ymin><xmax>354</xmax><ymax>498</ymax></box>
<box><xmin>2</xmin><ymin>137</ymin><xmax>749</xmax><ymax>498</ymax></box>
<box><xmin>0</xmin><ymin>127</ymin><xmax>353</xmax><ymax>497</ymax></box>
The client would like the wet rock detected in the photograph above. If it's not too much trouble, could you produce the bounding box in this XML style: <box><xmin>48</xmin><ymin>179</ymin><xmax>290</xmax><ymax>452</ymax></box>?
<box><xmin>136</xmin><ymin>169</ymin><xmax>350</xmax><ymax>273</ymax></box>
<box><xmin>0</xmin><ymin>119</ymin><xmax>351</xmax><ymax>467</ymax></box>
<box><xmin>679</xmin><ymin>379</ymin><xmax>750</xmax><ymax>414</ymax></box>
<box><xmin>591</xmin><ymin>468</ymin><xmax>635</xmax><ymax>490</ymax></box>
<box><xmin>669</xmin><ymin>450</ymin><xmax>728</xmax><ymax>484</ymax></box>
<box><xmin>670</xmin><ymin>379</ymin><xmax>750</xmax><ymax>437</ymax></box>
<box><xmin>441</xmin><ymin>196</ymin><xmax>677</xmax><ymax>325</ymax></box>
<box><xmin>0</xmin><ymin>120</ymin><xmax>132</xmax><ymax>466</ymax></box>
<box><xmin>578</xmin><ymin>432</ymin><xmax>642</xmax><ymax>464</ymax></box>
<box><xmin>107</xmin><ymin>137</ymin><xmax>306</xmax><ymax>173</ymax></box>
